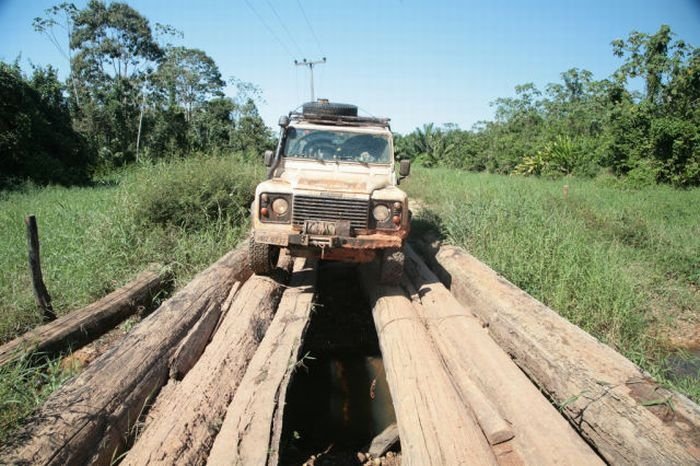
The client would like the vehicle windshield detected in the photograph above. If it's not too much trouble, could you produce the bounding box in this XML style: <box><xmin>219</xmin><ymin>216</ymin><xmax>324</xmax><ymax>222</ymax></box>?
<box><xmin>283</xmin><ymin>127</ymin><xmax>391</xmax><ymax>163</ymax></box>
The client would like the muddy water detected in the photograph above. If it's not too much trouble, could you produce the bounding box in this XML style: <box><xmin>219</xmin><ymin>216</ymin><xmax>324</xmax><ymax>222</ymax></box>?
<box><xmin>666</xmin><ymin>347</ymin><xmax>700</xmax><ymax>380</ymax></box>
<box><xmin>279</xmin><ymin>262</ymin><xmax>397</xmax><ymax>465</ymax></box>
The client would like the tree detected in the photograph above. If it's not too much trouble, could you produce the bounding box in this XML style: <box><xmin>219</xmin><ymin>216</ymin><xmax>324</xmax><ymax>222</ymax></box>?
<box><xmin>0</xmin><ymin>62</ymin><xmax>91</xmax><ymax>187</ymax></box>
<box><xmin>230</xmin><ymin>98</ymin><xmax>273</xmax><ymax>156</ymax></box>
<box><xmin>611</xmin><ymin>24</ymin><xmax>689</xmax><ymax>104</ymax></box>
<box><xmin>153</xmin><ymin>46</ymin><xmax>224</xmax><ymax>121</ymax></box>
<box><xmin>609</xmin><ymin>25</ymin><xmax>699</xmax><ymax>185</ymax></box>
<box><xmin>67</xmin><ymin>0</ymin><xmax>162</xmax><ymax>165</ymax></box>
<box><xmin>33</xmin><ymin>3</ymin><xmax>82</xmax><ymax>110</ymax></box>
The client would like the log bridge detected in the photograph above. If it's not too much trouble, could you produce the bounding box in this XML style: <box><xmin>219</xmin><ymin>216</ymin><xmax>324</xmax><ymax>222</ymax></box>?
<box><xmin>1</xmin><ymin>243</ymin><xmax>698</xmax><ymax>466</ymax></box>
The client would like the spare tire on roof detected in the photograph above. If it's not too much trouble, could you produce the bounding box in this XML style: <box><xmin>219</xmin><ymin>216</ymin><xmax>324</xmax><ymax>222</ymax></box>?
<box><xmin>302</xmin><ymin>101</ymin><xmax>358</xmax><ymax>117</ymax></box>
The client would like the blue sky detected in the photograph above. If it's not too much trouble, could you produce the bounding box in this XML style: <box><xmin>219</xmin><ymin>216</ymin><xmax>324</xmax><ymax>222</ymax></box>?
<box><xmin>1</xmin><ymin>0</ymin><xmax>699</xmax><ymax>133</ymax></box>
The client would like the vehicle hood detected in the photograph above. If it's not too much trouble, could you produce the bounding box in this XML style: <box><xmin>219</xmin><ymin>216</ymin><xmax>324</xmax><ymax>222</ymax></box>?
<box><xmin>276</xmin><ymin>159</ymin><xmax>395</xmax><ymax>194</ymax></box>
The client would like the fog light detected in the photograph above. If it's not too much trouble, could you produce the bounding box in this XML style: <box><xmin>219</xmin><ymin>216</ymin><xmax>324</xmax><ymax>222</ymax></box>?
<box><xmin>393</xmin><ymin>201</ymin><xmax>402</xmax><ymax>210</ymax></box>
<box><xmin>260</xmin><ymin>193</ymin><xmax>269</xmax><ymax>203</ymax></box>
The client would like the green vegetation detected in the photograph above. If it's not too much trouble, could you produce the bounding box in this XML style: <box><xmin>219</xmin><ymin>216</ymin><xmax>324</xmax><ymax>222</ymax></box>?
<box><xmin>0</xmin><ymin>154</ymin><xmax>260</xmax><ymax>341</ymax></box>
<box><xmin>0</xmin><ymin>62</ymin><xmax>91</xmax><ymax>186</ymax></box>
<box><xmin>0</xmin><ymin>154</ymin><xmax>260</xmax><ymax>440</ymax></box>
<box><xmin>404</xmin><ymin>167</ymin><xmax>700</xmax><ymax>399</ymax></box>
<box><xmin>1</xmin><ymin>1</ymin><xmax>272</xmax><ymax>189</ymax></box>
<box><xmin>397</xmin><ymin>25</ymin><xmax>700</xmax><ymax>187</ymax></box>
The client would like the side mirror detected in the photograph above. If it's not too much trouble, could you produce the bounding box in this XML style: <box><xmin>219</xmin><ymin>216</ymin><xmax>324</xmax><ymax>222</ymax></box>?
<box><xmin>264</xmin><ymin>150</ymin><xmax>274</xmax><ymax>167</ymax></box>
<box><xmin>278</xmin><ymin>115</ymin><xmax>290</xmax><ymax>127</ymax></box>
<box><xmin>399</xmin><ymin>159</ymin><xmax>411</xmax><ymax>177</ymax></box>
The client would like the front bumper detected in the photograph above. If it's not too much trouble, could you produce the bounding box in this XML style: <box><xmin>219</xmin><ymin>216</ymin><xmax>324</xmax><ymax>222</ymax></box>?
<box><xmin>254</xmin><ymin>230</ymin><xmax>406</xmax><ymax>250</ymax></box>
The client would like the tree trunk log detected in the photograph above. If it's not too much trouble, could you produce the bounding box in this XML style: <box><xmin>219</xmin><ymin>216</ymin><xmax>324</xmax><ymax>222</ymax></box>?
<box><xmin>0</xmin><ymin>265</ymin><xmax>166</xmax><ymax>367</ymax></box>
<box><xmin>361</xmin><ymin>267</ymin><xmax>499</xmax><ymax>466</ymax></box>
<box><xmin>122</xmin><ymin>257</ymin><xmax>292</xmax><ymax>466</ymax></box>
<box><xmin>367</xmin><ymin>422</ymin><xmax>399</xmax><ymax>458</ymax></box>
<box><xmin>0</xmin><ymin>247</ymin><xmax>251</xmax><ymax>466</ymax></box>
<box><xmin>206</xmin><ymin>258</ymin><xmax>318</xmax><ymax>466</ymax></box>
<box><xmin>404</xmin><ymin>246</ymin><xmax>603</xmax><ymax>465</ymax></box>
<box><xmin>426</xmin><ymin>244</ymin><xmax>700</xmax><ymax>466</ymax></box>
<box><xmin>169</xmin><ymin>281</ymin><xmax>241</xmax><ymax>380</ymax></box>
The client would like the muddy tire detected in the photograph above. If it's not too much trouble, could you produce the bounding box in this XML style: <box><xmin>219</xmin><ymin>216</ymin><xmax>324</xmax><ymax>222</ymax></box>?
<box><xmin>248</xmin><ymin>236</ymin><xmax>280</xmax><ymax>275</ymax></box>
<box><xmin>380</xmin><ymin>248</ymin><xmax>405</xmax><ymax>285</ymax></box>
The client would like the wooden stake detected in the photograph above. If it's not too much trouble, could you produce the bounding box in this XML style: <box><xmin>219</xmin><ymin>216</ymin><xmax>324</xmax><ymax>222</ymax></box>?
<box><xmin>25</xmin><ymin>215</ymin><xmax>56</xmax><ymax>322</ymax></box>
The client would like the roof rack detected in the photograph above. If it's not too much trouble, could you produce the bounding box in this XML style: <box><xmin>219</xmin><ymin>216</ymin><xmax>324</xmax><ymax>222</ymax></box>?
<box><xmin>289</xmin><ymin>111</ymin><xmax>391</xmax><ymax>129</ymax></box>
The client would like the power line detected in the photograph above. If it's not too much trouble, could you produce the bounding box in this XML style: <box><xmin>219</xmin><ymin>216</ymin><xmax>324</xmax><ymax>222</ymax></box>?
<box><xmin>264</xmin><ymin>0</ymin><xmax>303</xmax><ymax>56</ymax></box>
<box><xmin>243</xmin><ymin>0</ymin><xmax>294</xmax><ymax>57</ymax></box>
<box><xmin>295</xmin><ymin>0</ymin><xmax>324</xmax><ymax>56</ymax></box>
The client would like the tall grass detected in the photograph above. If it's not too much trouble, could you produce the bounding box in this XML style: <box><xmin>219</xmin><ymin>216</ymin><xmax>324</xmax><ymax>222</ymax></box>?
<box><xmin>0</xmin><ymin>153</ymin><xmax>263</xmax><ymax>440</ymax></box>
<box><xmin>404</xmin><ymin>168</ymin><xmax>699</xmax><ymax>397</ymax></box>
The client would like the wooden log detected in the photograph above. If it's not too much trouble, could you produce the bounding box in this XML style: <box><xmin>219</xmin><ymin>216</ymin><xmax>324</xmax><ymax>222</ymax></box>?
<box><xmin>404</xmin><ymin>246</ymin><xmax>603</xmax><ymax>465</ymax></box>
<box><xmin>428</xmin><ymin>244</ymin><xmax>700</xmax><ymax>466</ymax></box>
<box><xmin>122</xmin><ymin>256</ymin><xmax>292</xmax><ymax>466</ymax></box>
<box><xmin>25</xmin><ymin>215</ymin><xmax>56</xmax><ymax>321</ymax></box>
<box><xmin>367</xmin><ymin>422</ymin><xmax>399</xmax><ymax>458</ymax></box>
<box><xmin>169</xmin><ymin>281</ymin><xmax>241</xmax><ymax>380</ymax></box>
<box><xmin>0</xmin><ymin>265</ymin><xmax>166</xmax><ymax>367</ymax></box>
<box><xmin>206</xmin><ymin>258</ymin><xmax>318</xmax><ymax>466</ymax></box>
<box><xmin>361</xmin><ymin>269</ymin><xmax>499</xmax><ymax>466</ymax></box>
<box><xmin>0</xmin><ymin>247</ymin><xmax>251</xmax><ymax>466</ymax></box>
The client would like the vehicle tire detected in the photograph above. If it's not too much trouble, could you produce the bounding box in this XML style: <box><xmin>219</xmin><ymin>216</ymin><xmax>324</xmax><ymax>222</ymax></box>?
<box><xmin>302</xmin><ymin>101</ymin><xmax>358</xmax><ymax>117</ymax></box>
<box><xmin>248</xmin><ymin>236</ymin><xmax>280</xmax><ymax>275</ymax></box>
<box><xmin>379</xmin><ymin>247</ymin><xmax>405</xmax><ymax>285</ymax></box>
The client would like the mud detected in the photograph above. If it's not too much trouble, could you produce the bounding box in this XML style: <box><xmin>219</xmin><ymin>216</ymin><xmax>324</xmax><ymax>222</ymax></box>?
<box><xmin>279</xmin><ymin>261</ymin><xmax>398</xmax><ymax>465</ymax></box>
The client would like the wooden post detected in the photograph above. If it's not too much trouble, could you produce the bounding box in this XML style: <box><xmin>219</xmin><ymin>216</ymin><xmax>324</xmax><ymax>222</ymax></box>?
<box><xmin>25</xmin><ymin>215</ymin><xmax>56</xmax><ymax>322</ymax></box>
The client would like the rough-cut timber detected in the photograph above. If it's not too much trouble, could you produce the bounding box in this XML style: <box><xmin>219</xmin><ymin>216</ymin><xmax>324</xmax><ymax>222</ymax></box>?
<box><xmin>207</xmin><ymin>258</ymin><xmax>318</xmax><ymax>466</ymax></box>
<box><xmin>404</xmin><ymin>246</ymin><xmax>603</xmax><ymax>465</ymax></box>
<box><xmin>169</xmin><ymin>281</ymin><xmax>241</xmax><ymax>380</ymax></box>
<box><xmin>0</xmin><ymin>265</ymin><xmax>166</xmax><ymax>367</ymax></box>
<box><xmin>122</xmin><ymin>256</ymin><xmax>292</xmax><ymax>466</ymax></box>
<box><xmin>367</xmin><ymin>422</ymin><xmax>400</xmax><ymax>458</ymax></box>
<box><xmin>428</xmin><ymin>244</ymin><xmax>700</xmax><ymax>466</ymax></box>
<box><xmin>0</xmin><ymin>247</ymin><xmax>251</xmax><ymax>466</ymax></box>
<box><xmin>362</xmin><ymin>268</ymin><xmax>499</xmax><ymax>466</ymax></box>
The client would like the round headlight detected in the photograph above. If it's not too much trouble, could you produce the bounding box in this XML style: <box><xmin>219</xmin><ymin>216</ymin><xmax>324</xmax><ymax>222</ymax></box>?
<box><xmin>271</xmin><ymin>197</ymin><xmax>289</xmax><ymax>215</ymax></box>
<box><xmin>372</xmin><ymin>204</ymin><xmax>390</xmax><ymax>222</ymax></box>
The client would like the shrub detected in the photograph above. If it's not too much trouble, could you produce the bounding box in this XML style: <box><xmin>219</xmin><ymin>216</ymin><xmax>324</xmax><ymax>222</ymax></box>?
<box><xmin>122</xmin><ymin>154</ymin><xmax>262</xmax><ymax>232</ymax></box>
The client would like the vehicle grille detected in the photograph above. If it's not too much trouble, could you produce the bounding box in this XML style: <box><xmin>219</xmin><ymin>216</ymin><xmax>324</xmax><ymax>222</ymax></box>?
<box><xmin>293</xmin><ymin>195</ymin><xmax>369</xmax><ymax>230</ymax></box>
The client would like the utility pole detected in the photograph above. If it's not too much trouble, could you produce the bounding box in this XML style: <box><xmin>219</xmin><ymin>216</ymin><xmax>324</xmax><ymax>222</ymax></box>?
<box><xmin>294</xmin><ymin>57</ymin><xmax>326</xmax><ymax>101</ymax></box>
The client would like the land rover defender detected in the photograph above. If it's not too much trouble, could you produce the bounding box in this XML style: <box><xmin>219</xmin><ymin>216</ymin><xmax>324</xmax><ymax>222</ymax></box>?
<box><xmin>248</xmin><ymin>100</ymin><xmax>411</xmax><ymax>284</ymax></box>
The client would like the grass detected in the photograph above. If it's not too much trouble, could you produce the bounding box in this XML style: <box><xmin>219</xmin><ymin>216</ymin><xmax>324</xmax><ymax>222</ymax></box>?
<box><xmin>403</xmin><ymin>167</ymin><xmax>700</xmax><ymax>400</ymax></box>
<box><xmin>0</xmin><ymin>152</ymin><xmax>262</xmax><ymax>441</ymax></box>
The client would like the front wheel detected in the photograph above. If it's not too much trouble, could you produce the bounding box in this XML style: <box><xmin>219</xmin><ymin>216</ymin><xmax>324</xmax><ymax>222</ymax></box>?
<box><xmin>248</xmin><ymin>236</ymin><xmax>280</xmax><ymax>275</ymax></box>
<box><xmin>379</xmin><ymin>247</ymin><xmax>405</xmax><ymax>285</ymax></box>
